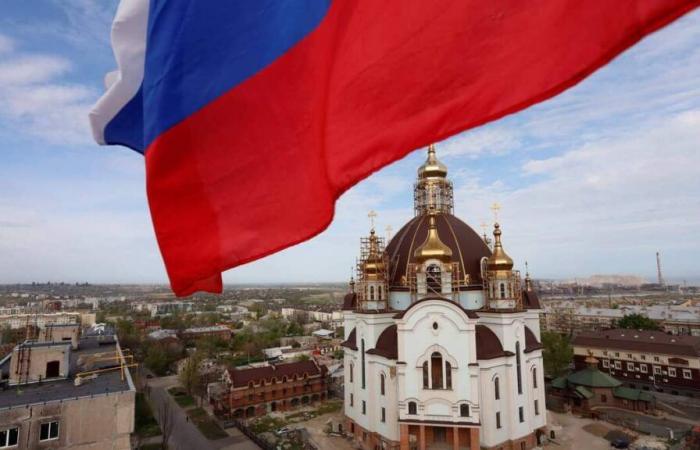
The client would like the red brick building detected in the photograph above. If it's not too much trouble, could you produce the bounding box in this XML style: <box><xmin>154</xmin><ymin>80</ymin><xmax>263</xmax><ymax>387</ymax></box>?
<box><xmin>214</xmin><ymin>360</ymin><xmax>328</xmax><ymax>418</ymax></box>
<box><xmin>573</xmin><ymin>329</ymin><xmax>700</xmax><ymax>396</ymax></box>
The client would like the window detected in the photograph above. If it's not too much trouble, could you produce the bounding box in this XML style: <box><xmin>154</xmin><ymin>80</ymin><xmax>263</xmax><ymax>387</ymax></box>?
<box><xmin>496</xmin><ymin>412</ymin><xmax>502</xmax><ymax>429</ymax></box>
<box><xmin>350</xmin><ymin>394</ymin><xmax>354</xmax><ymax>406</ymax></box>
<box><xmin>614</xmin><ymin>361</ymin><xmax>622</xmax><ymax>370</ymax></box>
<box><xmin>534</xmin><ymin>400</ymin><xmax>539</xmax><ymax>416</ymax></box>
<box><xmin>361</xmin><ymin>339</ymin><xmax>366</xmax><ymax>389</ymax></box>
<box><xmin>603</xmin><ymin>350</ymin><xmax>608</xmax><ymax>356</ymax></box>
<box><xmin>40</xmin><ymin>422</ymin><xmax>59</xmax><ymax>441</ymax></box>
<box><xmin>422</xmin><ymin>361</ymin><xmax>429</xmax><ymax>389</ymax></box>
<box><xmin>627</xmin><ymin>353</ymin><xmax>633</xmax><ymax>359</ymax></box>
<box><xmin>362</xmin><ymin>401</ymin><xmax>366</xmax><ymax>415</ymax></box>
<box><xmin>380</xmin><ymin>374</ymin><xmax>385</xmax><ymax>395</ymax></box>
<box><xmin>445</xmin><ymin>362</ymin><xmax>452</xmax><ymax>389</ymax></box>
<box><xmin>668</xmin><ymin>367</ymin><xmax>676</xmax><ymax>377</ymax></box>
<box><xmin>627</xmin><ymin>362</ymin><xmax>635</xmax><ymax>372</ymax></box>
<box><xmin>601</xmin><ymin>394</ymin><xmax>607</xmax><ymax>403</ymax></box>
<box><xmin>532</xmin><ymin>367</ymin><xmax>538</xmax><ymax>388</ymax></box>
<box><xmin>654</xmin><ymin>366</ymin><xmax>662</xmax><ymax>375</ymax></box>
<box><xmin>518</xmin><ymin>406</ymin><xmax>524</xmax><ymax>423</ymax></box>
<box><xmin>0</xmin><ymin>427</ymin><xmax>18</xmax><ymax>448</ymax></box>
<box><xmin>431</xmin><ymin>352</ymin><xmax>444</xmax><ymax>389</ymax></box>
<box><xmin>369</xmin><ymin>286</ymin><xmax>375</xmax><ymax>300</ymax></box>
<box><xmin>494</xmin><ymin>377</ymin><xmax>500</xmax><ymax>400</ymax></box>
<box><xmin>460</xmin><ymin>404</ymin><xmax>469</xmax><ymax>417</ymax></box>
<box><xmin>408</xmin><ymin>402</ymin><xmax>417</xmax><ymax>415</ymax></box>
<box><xmin>615</xmin><ymin>352</ymin><xmax>620</xmax><ymax>357</ymax></box>
<box><xmin>516</xmin><ymin>341</ymin><xmax>522</xmax><ymax>394</ymax></box>
<box><xmin>641</xmin><ymin>355</ymin><xmax>646</xmax><ymax>360</ymax></box>
<box><xmin>654</xmin><ymin>356</ymin><xmax>659</xmax><ymax>362</ymax></box>
<box><xmin>378</xmin><ymin>285</ymin><xmax>382</xmax><ymax>300</ymax></box>
<box><xmin>500</xmin><ymin>283</ymin><xmax>506</xmax><ymax>299</ymax></box>
<box><xmin>381</xmin><ymin>407</ymin><xmax>386</xmax><ymax>422</ymax></box>
<box><xmin>426</xmin><ymin>264</ymin><xmax>442</xmax><ymax>293</ymax></box>
<box><xmin>602</xmin><ymin>359</ymin><xmax>609</xmax><ymax>368</ymax></box>
<box><xmin>349</xmin><ymin>363</ymin><xmax>353</xmax><ymax>383</ymax></box>
<box><xmin>683</xmin><ymin>369</ymin><xmax>692</xmax><ymax>380</ymax></box>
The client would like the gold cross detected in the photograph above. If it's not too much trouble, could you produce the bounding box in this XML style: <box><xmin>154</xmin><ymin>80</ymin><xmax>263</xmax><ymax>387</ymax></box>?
<box><xmin>367</xmin><ymin>210</ymin><xmax>377</xmax><ymax>229</ymax></box>
<box><xmin>490</xmin><ymin>202</ymin><xmax>501</xmax><ymax>223</ymax></box>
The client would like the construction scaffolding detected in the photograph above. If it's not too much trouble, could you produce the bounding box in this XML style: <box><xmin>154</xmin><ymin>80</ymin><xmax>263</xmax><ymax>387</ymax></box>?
<box><xmin>406</xmin><ymin>262</ymin><xmax>466</xmax><ymax>303</ymax></box>
<box><xmin>355</xmin><ymin>232</ymin><xmax>390</xmax><ymax>310</ymax></box>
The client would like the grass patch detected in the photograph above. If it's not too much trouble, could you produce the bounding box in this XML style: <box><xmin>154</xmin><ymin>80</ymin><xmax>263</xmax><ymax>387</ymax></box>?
<box><xmin>135</xmin><ymin>393</ymin><xmax>161</xmax><ymax>438</ymax></box>
<box><xmin>186</xmin><ymin>407</ymin><xmax>228</xmax><ymax>440</ymax></box>
<box><xmin>249</xmin><ymin>416</ymin><xmax>287</xmax><ymax>434</ymax></box>
<box><xmin>285</xmin><ymin>400</ymin><xmax>343</xmax><ymax>422</ymax></box>
<box><xmin>168</xmin><ymin>386</ymin><xmax>196</xmax><ymax>408</ymax></box>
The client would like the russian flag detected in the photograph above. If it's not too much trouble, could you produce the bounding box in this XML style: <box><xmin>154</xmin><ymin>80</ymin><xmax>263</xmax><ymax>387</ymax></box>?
<box><xmin>90</xmin><ymin>0</ymin><xmax>698</xmax><ymax>296</ymax></box>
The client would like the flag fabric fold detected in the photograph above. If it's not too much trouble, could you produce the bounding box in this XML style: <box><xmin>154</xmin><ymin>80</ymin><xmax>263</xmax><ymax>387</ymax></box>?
<box><xmin>90</xmin><ymin>0</ymin><xmax>699</xmax><ymax>296</ymax></box>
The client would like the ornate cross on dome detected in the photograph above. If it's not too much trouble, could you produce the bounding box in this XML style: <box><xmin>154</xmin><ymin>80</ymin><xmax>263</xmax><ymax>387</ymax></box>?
<box><xmin>490</xmin><ymin>202</ymin><xmax>501</xmax><ymax>223</ymax></box>
<box><xmin>367</xmin><ymin>210</ymin><xmax>377</xmax><ymax>229</ymax></box>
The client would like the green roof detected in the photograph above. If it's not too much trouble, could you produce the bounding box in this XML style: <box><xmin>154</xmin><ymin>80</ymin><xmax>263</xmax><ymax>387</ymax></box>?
<box><xmin>567</xmin><ymin>367</ymin><xmax>621</xmax><ymax>388</ymax></box>
<box><xmin>613</xmin><ymin>386</ymin><xmax>654</xmax><ymax>402</ymax></box>
<box><xmin>574</xmin><ymin>385</ymin><xmax>594</xmax><ymax>399</ymax></box>
<box><xmin>551</xmin><ymin>377</ymin><xmax>567</xmax><ymax>389</ymax></box>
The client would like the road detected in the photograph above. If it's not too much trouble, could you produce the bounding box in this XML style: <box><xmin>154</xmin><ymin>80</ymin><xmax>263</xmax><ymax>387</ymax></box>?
<box><xmin>147</xmin><ymin>375</ymin><xmax>260</xmax><ymax>450</ymax></box>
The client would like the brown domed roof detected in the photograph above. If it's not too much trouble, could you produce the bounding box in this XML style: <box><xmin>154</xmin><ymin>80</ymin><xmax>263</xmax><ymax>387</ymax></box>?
<box><xmin>342</xmin><ymin>292</ymin><xmax>357</xmax><ymax>310</ymax></box>
<box><xmin>524</xmin><ymin>326</ymin><xmax>543</xmax><ymax>353</ymax></box>
<box><xmin>385</xmin><ymin>213</ymin><xmax>491</xmax><ymax>288</ymax></box>
<box><xmin>476</xmin><ymin>325</ymin><xmax>512</xmax><ymax>360</ymax></box>
<box><xmin>341</xmin><ymin>328</ymin><xmax>357</xmax><ymax>350</ymax></box>
<box><xmin>366</xmin><ymin>325</ymin><xmax>398</xmax><ymax>359</ymax></box>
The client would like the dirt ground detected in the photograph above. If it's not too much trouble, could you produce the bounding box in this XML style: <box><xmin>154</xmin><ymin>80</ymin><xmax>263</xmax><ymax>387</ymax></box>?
<box><xmin>545</xmin><ymin>411</ymin><xmax>622</xmax><ymax>450</ymax></box>
<box><xmin>296</xmin><ymin>412</ymin><xmax>357</xmax><ymax>450</ymax></box>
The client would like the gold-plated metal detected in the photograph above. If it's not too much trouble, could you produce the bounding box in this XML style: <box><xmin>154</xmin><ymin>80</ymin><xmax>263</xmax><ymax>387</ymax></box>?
<box><xmin>414</xmin><ymin>145</ymin><xmax>453</xmax><ymax>215</ymax></box>
<box><xmin>486</xmin><ymin>223</ymin><xmax>513</xmax><ymax>271</ymax></box>
<box><xmin>413</xmin><ymin>212</ymin><xmax>453</xmax><ymax>262</ymax></box>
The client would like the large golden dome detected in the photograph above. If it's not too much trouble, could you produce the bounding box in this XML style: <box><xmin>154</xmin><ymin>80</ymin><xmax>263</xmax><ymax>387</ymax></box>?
<box><xmin>385</xmin><ymin>212</ymin><xmax>491</xmax><ymax>287</ymax></box>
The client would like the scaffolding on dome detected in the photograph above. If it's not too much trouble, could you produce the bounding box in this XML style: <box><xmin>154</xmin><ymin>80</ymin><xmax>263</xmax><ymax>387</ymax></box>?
<box><xmin>406</xmin><ymin>262</ymin><xmax>468</xmax><ymax>303</ymax></box>
<box><xmin>355</xmin><ymin>233</ymin><xmax>390</xmax><ymax>310</ymax></box>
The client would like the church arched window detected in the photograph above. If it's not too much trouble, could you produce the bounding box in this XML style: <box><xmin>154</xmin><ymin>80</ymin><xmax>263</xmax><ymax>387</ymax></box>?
<box><xmin>408</xmin><ymin>402</ymin><xmax>417</xmax><ymax>415</ymax></box>
<box><xmin>349</xmin><ymin>363</ymin><xmax>353</xmax><ymax>383</ymax></box>
<box><xmin>494</xmin><ymin>377</ymin><xmax>500</xmax><ymax>400</ymax></box>
<box><xmin>361</xmin><ymin>339</ymin><xmax>366</xmax><ymax>389</ymax></box>
<box><xmin>431</xmin><ymin>352</ymin><xmax>443</xmax><ymax>389</ymax></box>
<box><xmin>369</xmin><ymin>286</ymin><xmax>375</xmax><ymax>301</ymax></box>
<box><xmin>380</xmin><ymin>374</ymin><xmax>385</xmax><ymax>395</ymax></box>
<box><xmin>499</xmin><ymin>283</ymin><xmax>506</xmax><ymax>299</ymax></box>
<box><xmin>516</xmin><ymin>341</ymin><xmax>522</xmax><ymax>394</ymax></box>
<box><xmin>532</xmin><ymin>367</ymin><xmax>537</xmax><ymax>389</ymax></box>
<box><xmin>377</xmin><ymin>285</ymin><xmax>382</xmax><ymax>300</ymax></box>
<box><xmin>460</xmin><ymin>404</ymin><xmax>469</xmax><ymax>417</ymax></box>
<box><xmin>422</xmin><ymin>361</ymin><xmax>429</xmax><ymax>388</ymax></box>
<box><xmin>426</xmin><ymin>264</ymin><xmax>441</xmax><ymax>293</ymax></box>
<box><xmin>445</xmin><ymin>361</ymin><xmax>452</xmax><ymax>389</ymax></box>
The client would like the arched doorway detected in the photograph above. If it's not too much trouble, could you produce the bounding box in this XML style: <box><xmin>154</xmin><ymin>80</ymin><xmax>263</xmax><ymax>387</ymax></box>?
<box><xmin>271</xmin><ymin>401</ymin><xmax>277</xmax><ymax>412</ymax></box>
<box><xmin>301</xmin><ymin>396</ymin><xmax>310</xmax><ymax>405</ymax></box>
<box><xmin>245</xmin><ymin>406</ymin><xmax>255</xmax><ymax>418</ymax></box>
<box><xmin>291</xmin><ymin>398</ymin><xmax>300</xmax><ymax>407</ymax></box>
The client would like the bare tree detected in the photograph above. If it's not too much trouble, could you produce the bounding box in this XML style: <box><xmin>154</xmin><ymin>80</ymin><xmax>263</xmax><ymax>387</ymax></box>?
<box><xmin>157</xmin><ymin>398</ymin><xmax>175</xmax><ymax>450</ymax></box>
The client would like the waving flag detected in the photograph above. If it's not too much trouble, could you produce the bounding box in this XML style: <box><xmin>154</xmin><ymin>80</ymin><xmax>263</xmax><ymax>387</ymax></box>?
<box><xmin>90</xmin><ymin>0</ymin><xmax>699</xmax><ymax>296</ymax></box>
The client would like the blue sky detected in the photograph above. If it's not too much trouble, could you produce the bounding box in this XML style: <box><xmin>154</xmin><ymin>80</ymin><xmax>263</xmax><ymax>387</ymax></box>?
<box><xmin>0</xmin><ymin>2</ymin><xmax>699</xmax><ymax>285</ymax></box>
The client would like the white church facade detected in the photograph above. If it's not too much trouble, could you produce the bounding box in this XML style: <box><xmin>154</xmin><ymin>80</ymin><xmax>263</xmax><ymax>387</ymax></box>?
<box><xmin>341</xmin><ymin>145</ymin><xmax>546</xmax><ymax>450</ymax></box>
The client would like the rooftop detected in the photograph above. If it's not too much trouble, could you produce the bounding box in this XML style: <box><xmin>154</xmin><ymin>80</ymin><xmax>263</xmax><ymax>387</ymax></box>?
<box><xmin>0</xmin><ymin>336</ymin><xmax>133</xmax><ymax>410</ymax></box>
<box><xmin>573</xmin><ymin>329</ymin><xmax>700</xmax><ymax>357</ymax></box>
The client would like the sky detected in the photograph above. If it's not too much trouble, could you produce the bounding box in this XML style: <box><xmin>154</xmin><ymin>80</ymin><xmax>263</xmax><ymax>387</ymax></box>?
<box><xmin>0</xmin><ymin>2</ymin><xmax>699</xmax><ymax>286</ymax></box>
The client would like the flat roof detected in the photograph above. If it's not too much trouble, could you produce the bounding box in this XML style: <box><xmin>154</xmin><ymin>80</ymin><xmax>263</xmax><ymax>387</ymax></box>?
<box><xmin>0</xmin><ymin>336</ymin><xmax>133</xmax><ymax>410</ymax></box>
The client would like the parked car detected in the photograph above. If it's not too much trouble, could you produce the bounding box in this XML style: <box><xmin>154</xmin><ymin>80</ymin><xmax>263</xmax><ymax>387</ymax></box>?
<box><xmin>611</xmin><ymin>438</ymin><xmax>630</xmax><ymax>449</ymax></box>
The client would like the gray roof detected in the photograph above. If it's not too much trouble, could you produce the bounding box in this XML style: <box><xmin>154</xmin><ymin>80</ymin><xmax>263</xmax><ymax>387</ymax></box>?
<box><xmin>0</xmin><ymin>336</ymin><xmax>133</xmax><ymax>410</ymax></box>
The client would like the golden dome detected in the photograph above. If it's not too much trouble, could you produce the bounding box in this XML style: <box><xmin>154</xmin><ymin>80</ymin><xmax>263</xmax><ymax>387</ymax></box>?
<box><xmin>363</xmin><ymin>229</ymin><xmax>385</xmax><ymax>275</ymax></box>
<box><xmin>413</xmin><ymin>212</ymin><xmax>453</xmax><ymax>262</ymax></box>
<box><xmin>417</xmin><ymin>144</ymin><xmax>448</xmax><ymax>179</ymax></box>
<box><xmin>486</xmin><ymin>223</ymin><xmax>513</xmax><ymax>271</ymax></box>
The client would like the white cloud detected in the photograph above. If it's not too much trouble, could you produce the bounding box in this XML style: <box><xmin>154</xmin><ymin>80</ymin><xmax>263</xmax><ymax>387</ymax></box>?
<box><xmin>454</xmin><ymin>110</ymin><xmax>700</xmax><ymax>280</ymax></box>
<box><xmin>0</xmin><ymin>47</ymin><xmax>96</xmax><ymax>145</ymax></box>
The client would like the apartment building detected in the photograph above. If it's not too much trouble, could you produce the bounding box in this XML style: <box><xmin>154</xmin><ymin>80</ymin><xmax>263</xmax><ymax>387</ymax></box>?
<box><xmin>573</xmin><ymin>329</ymin><xmax>700</xmax><ymax>396</ymax></box>
<box><xmin>0</xmin><ymin>329</ymin><xmax>135</xmax><ymax>449</ymax></box>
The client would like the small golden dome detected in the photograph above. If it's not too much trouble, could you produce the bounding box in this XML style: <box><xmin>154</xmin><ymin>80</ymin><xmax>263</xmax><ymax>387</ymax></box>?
<box><xmin>413</xmin><ymin>212</ymin><xmax>452</xmax><ymax>262</ymax></box>
<box><xmin>417</xmin><ymin>144</ymin><xmax>447</xmax><ymax>179</ymax></box>
<box><xmin>486</xmin><ymin>223</ymin><xmax>513</xmax><ymax>270</ymax></box>
<box><xmin>363</xmin><ymin>229</ymin><xmax>385</xmax><ymax>275</ymax></box>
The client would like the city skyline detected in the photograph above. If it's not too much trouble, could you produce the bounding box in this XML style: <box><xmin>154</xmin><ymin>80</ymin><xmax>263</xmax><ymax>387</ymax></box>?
<box><xmin>1</xmin><ymin>1</ymin><xmax>699</xmax><ymax>285</ymax></box>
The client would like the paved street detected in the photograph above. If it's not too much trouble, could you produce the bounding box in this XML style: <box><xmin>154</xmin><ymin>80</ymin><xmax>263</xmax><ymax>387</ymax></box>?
<box><xmin>147</xmin><ymin>376</ymin><xmax>260</xmax><ymax>450</ymax></box>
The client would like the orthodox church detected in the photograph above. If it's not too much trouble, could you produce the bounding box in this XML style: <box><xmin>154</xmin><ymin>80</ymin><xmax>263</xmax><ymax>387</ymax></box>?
<box><xmin>341</xmin><ymin>145</ymin><xmax>546</xmax><ymax>450</ymax></box>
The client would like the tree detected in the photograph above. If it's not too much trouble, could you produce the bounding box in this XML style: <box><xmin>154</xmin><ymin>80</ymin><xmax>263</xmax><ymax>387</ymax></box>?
<box><xmin>541</xmin><ymin>331</ymin><xmax>573</xmax><ymax>377</ymax></box>
<box><xmin>296</xmin><ymin>354</ymin><xmax>310</xmax><ymax>362</ymax></box>
<box><xmin>616</xmin><ymin>314</ymin><xmax>659</xmax><ymax>330</ymax></box>
<box><xmin>157</xmin><ymin>398</ymin><xmax>175</xmax><ymax>450</ymax></box>
<box><xmin>179</xmin><ymin>353</ymin><xmax>202</xmax><ymax>396</ymax></box>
